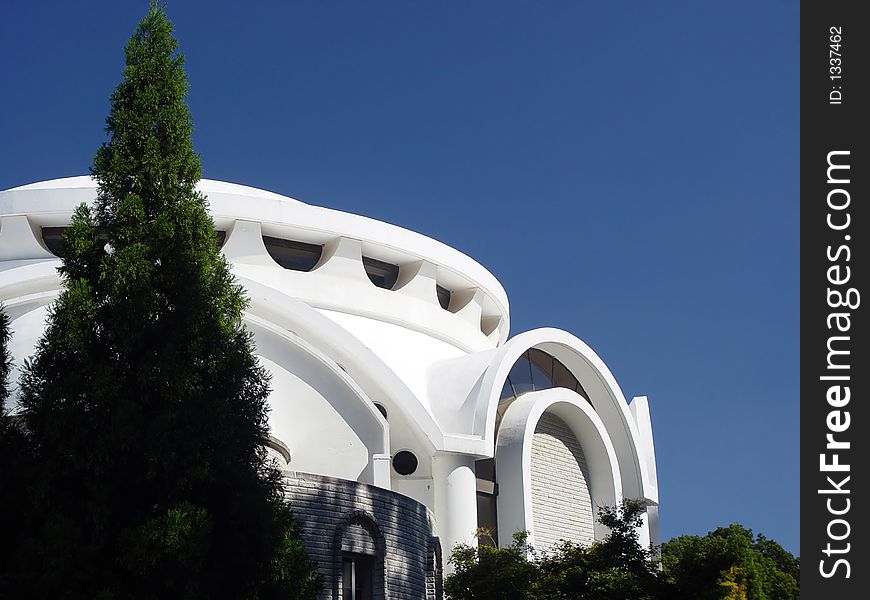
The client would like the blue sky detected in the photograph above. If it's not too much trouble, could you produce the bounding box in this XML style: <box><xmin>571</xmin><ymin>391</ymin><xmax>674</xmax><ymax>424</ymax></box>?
<box><xmin>0</xmin><ymin>1</ymin><xmax>799</xmax><ymax>553</ymax></box>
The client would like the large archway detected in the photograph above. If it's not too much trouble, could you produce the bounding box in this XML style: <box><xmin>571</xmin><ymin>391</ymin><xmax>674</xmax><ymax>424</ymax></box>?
<box><xmin>494</xmin><ymin>388</ymin><xmax>622</xmax><ymax>549</ymax></box>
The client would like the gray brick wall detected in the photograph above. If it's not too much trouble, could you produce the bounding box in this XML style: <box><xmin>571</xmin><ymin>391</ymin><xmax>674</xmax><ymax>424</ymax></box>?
<box><xmin>283</xmin><ymin>472</ymin><xmax>442</xmax><ymax>600</ymax></box>
<box><xmin>530</xmin><ymin>413</ymin><xmax>595</xmax><ymax>550</ymax></box>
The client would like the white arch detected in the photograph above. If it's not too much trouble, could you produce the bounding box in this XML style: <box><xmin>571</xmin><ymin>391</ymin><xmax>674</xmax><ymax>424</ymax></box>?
<box><xmin>245</xmin><ymin>316</ymin><xmax>390</xmax><ymax>487</ymax></box>
<box><xmin>472</xmin><ymin>328</ymin><xmax>654</xmax><ymax>503</ymax></box>
<box><xmin>237</xmin><ymin>277</ymin><xmax>444</xmax><ymax>455</ymax></box>
<box><xmin>495</xmin><ymin>388</ymin><xmax>622</xmax><ymax>547</ymax></box>
<box><xmin>0</xmin><ymin>263</ymin><xmax>445</xmax><ymax>457</ymax></box>
<box><xmin>3</xmin><ymin>285</ymin><xmax>394</xmax><ymax>487</ymax></box>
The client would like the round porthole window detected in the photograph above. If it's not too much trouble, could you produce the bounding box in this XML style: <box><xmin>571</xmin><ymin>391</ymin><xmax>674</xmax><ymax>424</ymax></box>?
<box><xmin>392</xmin><ymin>451</ymin><xmax>418</xmax><ymax>476</ymax></box>
<box><xmin>374</xmin><ymin>403</ymin><xmax>388</xmax><ymax>419</ymax></box>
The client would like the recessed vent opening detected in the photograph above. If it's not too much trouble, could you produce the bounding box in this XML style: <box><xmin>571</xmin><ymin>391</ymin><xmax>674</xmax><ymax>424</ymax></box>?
<box><xmin>41</xmin><ymin>227</ymin><xmax>67</xmax><ymax>257</ymax></box>
<box><xmin>263</xmin><ymin>236</ymin><xmax>323</xmax><ymax>271</ymax></box>
<box><xmin>436</xmin><ymin>284</ymin><xmax>452</xmax><ymax>310</ymax></box>
<box><xmin>392</xmin><ymin>451</ymin><xmax>418</xmax><ymax>476</ymax></box>
<box><xmin>374</xmin><ymin>403</ymin><xmax>388</xmax><ymax>420</ymax></box>
<box><xmin>363</xmin><ymin>256</ymin><xmax>399</xmax><ymax>290</ymax></box>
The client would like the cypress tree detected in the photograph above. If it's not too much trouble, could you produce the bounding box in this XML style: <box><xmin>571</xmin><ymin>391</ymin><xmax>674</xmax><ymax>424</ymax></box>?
<box><xmin>0</xmin><ymin>305</ymin><xmax>33</xmax><ymax>595</ymax></box>
<box><xmin>9</xmin><ymin>3</ymin><xmax>319</xmax><ymax>598</ymax></box>
<box><xmin>0</xmin><ymin>308</ymin><xmax>10</xmax><ymax>403</ymax></box>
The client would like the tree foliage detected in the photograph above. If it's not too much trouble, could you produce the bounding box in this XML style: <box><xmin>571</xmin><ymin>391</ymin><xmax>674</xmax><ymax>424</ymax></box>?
<box><xmin>0</xmin><ymin>4</ymin><xmax>318</xmax><ymax>598</ymax></box>
<box><xmin>446</xmin><ymin>531</ymin><xmax>541</xmax><ymax>600</ymax></box>
<box><xmin>445</xmin><ymin>503</ymin><xmax>799</xmax><ymax>600</ymax></box>
<box><xmin>660</xmin><ymin>524</ymin><xmax>799</xmax><ymax>600</ymax></box>
<box><xmin>445</xmin><ymin>499</ymin><xmax>666</xmax><ymax>600</ymax></box>
<box><xmin>0</xmin><ymin>307</ymin><xmax>10</xmax><ymax>403</ymax></box>
<box><xmin>537</xmin><ymin>499</ymin><xmax>665</xmax><ymax>600</ymax></box>
<box><xmin>0</xmin><ymin>306</ymin><xmax>34</xmax><ymax>595</ymax></box>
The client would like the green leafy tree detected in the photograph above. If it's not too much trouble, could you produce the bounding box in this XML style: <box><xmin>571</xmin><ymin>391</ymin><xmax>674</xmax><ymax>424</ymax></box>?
<box><xmin>445</xmin><ymin>504</ymin><xmax>798</xmax><ymax>600</ymax></box>
<box><xmin>661</xmin><ymin>524</ymin><xmax>799</xmax><ymax>600</ymax></box>
<box><xmin>445</xmin><ymin>531</ymin><xmax>542</xmax><ymax>600</ymax></box>
<box><xmin>445</xmin><ymin>499</ymin><xmax>668</xmax><ymax>600</ymax></box>
<box><xmin>2</xmin><ymin>4</ymin><xmax>319</xmax><ymax>599</ymax></box>
<box><xmin>752</xmin><ymin>534</ymin><xmax>800</xmax><ymax>600</ymax></box>
<box><xmin>538</xmin><ymin>499</ymin><xmax>667</xmax><ymax>600</ymax></box>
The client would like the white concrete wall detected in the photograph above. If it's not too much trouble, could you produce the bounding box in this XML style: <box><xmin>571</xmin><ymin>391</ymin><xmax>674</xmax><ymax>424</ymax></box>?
<box><xmin>259</xmin><ymin>356</ymin><xmax>369</xmax><ymax>482</ymax></box>
<box><xmin>5</xmin><ymin>303</ymin><xmax>52</xmax><ymax>411</ymax></box>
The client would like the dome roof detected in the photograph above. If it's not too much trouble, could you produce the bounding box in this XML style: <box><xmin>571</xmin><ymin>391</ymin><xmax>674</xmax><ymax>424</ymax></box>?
<box><xmin>6</xmin><ymin>176</ymin><xmax>307</xmax><ymax>206</ymax></box>
<box><xmin>1</xmin><ymin>176</ymin><xmax>511</xmax><ymax>347</ymax></box>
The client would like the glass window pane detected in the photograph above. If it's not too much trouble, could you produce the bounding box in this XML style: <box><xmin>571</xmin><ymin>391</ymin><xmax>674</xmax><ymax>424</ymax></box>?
<box><xmin>436</xmin><ymin>284</ymin><xmax>451</xmax><ymax>310</ymax></box>
<box><xmin>342</xmin><ymin>553</ymin><xmax>374</xmax><ymax>600</ymax></box>
<box><xmin>356</xmin><ymin>555</ymin><xmax>373</xmax><ymax>600</ymax></box>
<box><xmin>552</xmin><ymin>357</ymin><xmax>577</xmax><ymax>391</ymax></box>
<box><xmin>362</xmin><ymin>256</ymin><xmax>399</xmax><ymax>289</ymax></box>
<box><xmin>507</xmin><ymin>353</ymin><xmax>534</xmax><ymax>396</ymax></box>
<box><xmin>500</xmin><ymin>378</ymin><xmax>515</xmax><ymax>401</ymax></box>
<box><xmin>342</xmin><ymin>556</ymin><xmax>353</xmax><ymax>599</ymax></box>
<box><xmin>263</xmin><ymin>236</ymin><xmax>323</xmax><ymax>271</ymax></box>
<box><xmin>475</xmin><ymin>458</ymin><xmax>495</xmax><ymax>482</ymax></box>
<box><xmin>476</xmin><ymin>492</ymin><xmax>499</xmax><ymax>547</ymax></box>
<box><xmin>41</xmin><ymin>227</ymin><xmax>66</xmax><ymax>257</ymax></box>
<box><xmin>528</xmin><ymin>348</ymin><xmax>554</xmax><ymax>390</ymax></box>
<box><xmin>575</xmin><ymin>381</ymin><xmax>593</xmax><ymax>406</ymax></box>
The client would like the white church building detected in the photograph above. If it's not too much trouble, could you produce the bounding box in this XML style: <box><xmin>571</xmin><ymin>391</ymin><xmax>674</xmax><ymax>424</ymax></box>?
<box><xmin>0</xmin><ymin>177</ymin><xmax>660</xmax><ymax>600</ymax></box>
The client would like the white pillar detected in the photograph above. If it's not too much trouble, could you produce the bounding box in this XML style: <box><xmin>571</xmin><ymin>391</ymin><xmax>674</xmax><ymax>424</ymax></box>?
<box><xmin>371</xmin><ymin>453</ymin><xmax>392</xmax><ymax>490</ymax></box>
<box><xmin>432</xmin><ymin>452</ymin><xmax>478</xmax><ymax>573</ymax></box>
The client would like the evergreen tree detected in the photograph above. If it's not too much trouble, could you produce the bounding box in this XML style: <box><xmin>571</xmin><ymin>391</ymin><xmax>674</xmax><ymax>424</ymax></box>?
<box><xmin>0</xmin><ymin>307</ymin><xmax>10</xmax><ymax>402</ymax></box>
<box><xmin>6</xmin><ymin>4</ymin><xmax>319</xmax><ymax>598</ymax></box>
<box><xmin>0</xmin><ymin>306</ymin><xmax>34</xmax><ymax>595</ymax></box>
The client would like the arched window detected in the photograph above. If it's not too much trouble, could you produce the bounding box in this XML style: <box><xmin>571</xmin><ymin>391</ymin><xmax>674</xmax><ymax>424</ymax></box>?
<box><xmin>336</xmin><ymin>514</ymin><xmax>385</xmax><ymax>600</ymax></box>
<box><xmin>263</xmin><ymin>236</ymin><xmax>323</xmax><ymax>271</ymax></box>
<box><xmin>40</xmin><ymin>227</ymin><xmax>66</xmax><ymax>257</ymax></box>
<box><xmin>362</xmin><ymin>256</ymin><xmax>399</xmax><ymax>290</ymax></box>
<box><xmin>436</xmin><ymin>284</ymin><xmax>452</xmax><ymax>310</ymax></box>
<box><xmin>496</xmin><ymin>349</ymin><xmax>592</xmax><ymax>433</ymax></box>
<box><xmin>42</xmin><ymin>227</ymin><xmax>228</xmax><ymax>257</ymax></box>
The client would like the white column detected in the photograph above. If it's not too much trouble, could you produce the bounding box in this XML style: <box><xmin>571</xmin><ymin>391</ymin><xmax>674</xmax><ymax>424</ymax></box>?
<box><xmin>371</xmin><ymin>453</ymin><xmax>392</xmax><ymax>490</ymax></box>
<box><xmin>432</xmin><ymin>452</ymin><xmax>478</xmax><ymax>572</ymax></box>
<box><xmin>220</xmin><ymin>219</ymin><xmax>275</xmax><ymax>267</ymax></box>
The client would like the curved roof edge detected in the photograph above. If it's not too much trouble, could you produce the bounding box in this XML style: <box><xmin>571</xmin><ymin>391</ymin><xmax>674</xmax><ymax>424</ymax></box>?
<box><xmin>6</xmin><ymin>175</ymin><xmax>307</xmax><ymax>204</ymax></box>
<box><xmin>1</xmin><ymin>176</ymin><xmax>510</xmax><ymax>341</ymax></box>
